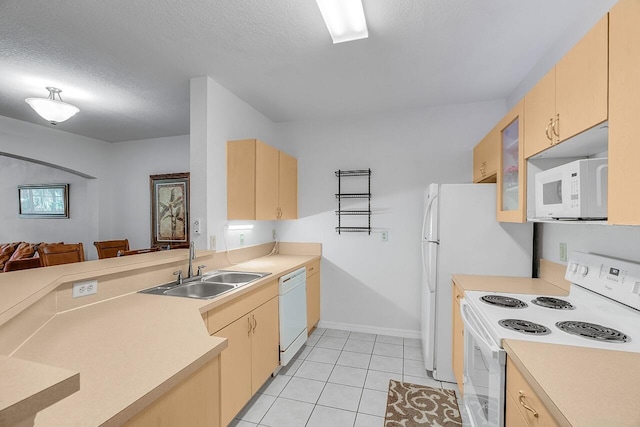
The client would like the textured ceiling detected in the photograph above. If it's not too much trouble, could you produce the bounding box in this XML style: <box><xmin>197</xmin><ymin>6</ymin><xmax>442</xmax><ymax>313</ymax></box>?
<box><xmin>0</xmin><ymin>0</ymin><xmax>606</xmax><ymax>142</ymax></box>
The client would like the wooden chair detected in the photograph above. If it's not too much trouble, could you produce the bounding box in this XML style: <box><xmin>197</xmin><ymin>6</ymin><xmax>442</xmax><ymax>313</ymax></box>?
<box><xmin>37</xmin><ymin>243</ymin><xmax>85</xmax><ymax>266</ymax></box>
<box><xmin>117</xmin><ymin>247</ymin><xmax>161</xmax><ymax>256</ymax></box>
<box><xmin>94</xmin><ymin>239</ymin><xmax>130</xmax><ymax>259</ymax></box>
<box><xmin>3</xmin><ymin>257</ymin><xmax>43</xmax><ymax>272</ymax></box>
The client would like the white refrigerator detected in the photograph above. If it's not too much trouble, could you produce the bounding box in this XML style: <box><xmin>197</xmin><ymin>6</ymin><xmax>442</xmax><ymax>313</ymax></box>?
<box><xmin>421</xmin><ymin>183</ymin><xmax>533</xmax><ymax>383</ymax></box>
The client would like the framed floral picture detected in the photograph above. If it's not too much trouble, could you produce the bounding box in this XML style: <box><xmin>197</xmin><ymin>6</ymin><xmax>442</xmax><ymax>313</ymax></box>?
<box><xmin>150</xmin><ymin>173</ymin><xmax>189</xmax><ymax>248</ymax></box>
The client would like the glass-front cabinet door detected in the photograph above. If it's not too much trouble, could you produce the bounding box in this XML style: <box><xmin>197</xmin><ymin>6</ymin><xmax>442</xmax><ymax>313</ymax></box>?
<box><xmin>497</xmin><ymin>100</ymin><xmax>526</xmax><ymax>222</ymax></box>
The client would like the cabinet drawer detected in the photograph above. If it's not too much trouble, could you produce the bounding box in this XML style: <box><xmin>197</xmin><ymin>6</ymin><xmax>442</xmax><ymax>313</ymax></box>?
<box><xmin>305</xmin><ymin>259</ymin><xmax>320</xmax><ymax>277</ymax></box>
<box><xmin>208</xmin><ymin>280</ymin><xmax>278</xmax><ymax>334</ymax></box>
<box><xmin>507</xmin><ymin>358</ymin><xmax>560</xmax><ymax>427</ymax></box>
<box><xmin>506</xmin><ymin>390</ymin><xmax>531</xmax><ymax>427</ymax></box>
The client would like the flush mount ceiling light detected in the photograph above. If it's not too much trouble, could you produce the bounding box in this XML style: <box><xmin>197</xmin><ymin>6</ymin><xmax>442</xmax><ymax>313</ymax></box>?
<box><xmin>25</xmin><ymin>87</ymin><xmax>80</xmax><ymax>125</ymax></box>
<box><xmin>315</xmin><ymin>0</ymin><xmax>368</xmax><ymax>44</ymax></box>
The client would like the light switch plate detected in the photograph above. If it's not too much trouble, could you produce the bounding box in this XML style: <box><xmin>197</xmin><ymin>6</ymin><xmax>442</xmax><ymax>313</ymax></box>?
<box><xmin>73</xmin><ymin>280</ymin><xmax>98</xmax><ymax>298</ymax></box>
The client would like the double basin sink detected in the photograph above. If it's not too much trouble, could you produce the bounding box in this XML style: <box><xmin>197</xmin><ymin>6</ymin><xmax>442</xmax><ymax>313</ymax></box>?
<box><xmin>139</xmin><ymin>270</ymin><xmax>271</xmax><ymax>300</ymax></box>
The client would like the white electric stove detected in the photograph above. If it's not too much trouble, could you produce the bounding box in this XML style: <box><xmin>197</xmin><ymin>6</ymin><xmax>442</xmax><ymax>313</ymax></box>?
<box><xmin>460</xmin><ymin>251</ymin><xmax>640</xmax><ymax>427</ymax></box>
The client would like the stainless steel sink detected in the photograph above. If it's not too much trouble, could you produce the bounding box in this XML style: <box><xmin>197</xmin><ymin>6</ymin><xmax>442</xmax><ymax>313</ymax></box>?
<box><xmin>139</xmin><ymin>270</ymin><xmax>271</xmax><ymax>300</ymax></box>
<box><xmin>202</xmin><ymin>271</ymin><xmax>267</xmax><ymax>285</ymax></box>
<box><xmin>164</xmin><ymin>282</ymin><xmax>236</xmax><ymax>299</ymax></box>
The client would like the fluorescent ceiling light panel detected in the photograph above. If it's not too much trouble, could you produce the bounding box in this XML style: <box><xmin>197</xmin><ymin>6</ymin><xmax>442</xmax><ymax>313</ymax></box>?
<box><xmin>316</xmin><ymin>0</ymin><xmax>368</xmax><ymax>44</ymax></box>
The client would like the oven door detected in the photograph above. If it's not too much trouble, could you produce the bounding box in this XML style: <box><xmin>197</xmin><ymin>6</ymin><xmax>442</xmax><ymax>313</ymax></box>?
<box><xmin>460</xmin><ymin>299</ymin><xmax>506</xmax><ymax>427</ymax></box>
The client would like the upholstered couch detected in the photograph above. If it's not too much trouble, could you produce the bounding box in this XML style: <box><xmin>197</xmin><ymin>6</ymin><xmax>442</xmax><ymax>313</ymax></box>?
<box><xmin>0</xmin><ymin>242</ymin><xmax>61</xmax><ymax>272</ymax></box>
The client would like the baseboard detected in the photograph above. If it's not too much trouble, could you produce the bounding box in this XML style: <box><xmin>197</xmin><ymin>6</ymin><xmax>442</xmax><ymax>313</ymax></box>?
<box><xmin>317</xmin><ymin>320</ymin><xmax>421</xmax><ymax>340</ymax></box>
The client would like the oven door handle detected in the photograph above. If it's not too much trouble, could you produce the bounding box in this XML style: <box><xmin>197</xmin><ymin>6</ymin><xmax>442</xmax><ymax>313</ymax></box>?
<box><xmin>460</xmin><ymin>299</ymin><xmax>502</xmax><ymax>357</ymax></box>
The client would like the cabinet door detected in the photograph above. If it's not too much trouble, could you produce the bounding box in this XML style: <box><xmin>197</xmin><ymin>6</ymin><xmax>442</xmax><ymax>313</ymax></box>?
<box><xmin>473</xmin><ymin>126</ymin><xmax>499</xmax><ymax>183</ymax></box>
<box><xmin>497</xmin><ymin>100</ymin><xmax>527</xmax><ymax>222</ymax></box>
<box><xmin>556</xmin><ymin>14</ymin><xmax>608</xmax><ymax>143</ymax></box>
<box><xmin>524</xmin><ymin>68</ymin><xmax>556</xmax><ymax>159</ymax></box>
<box><xmin>278</xmin><ymin>151</ymin><xmax>298</xmax><ymax>219</ymax></box>
<box><xmin>227</xmin><ymin>139</ymin><xmax>257</xmax><ymax>220</ymax></box>
<box><xmin>255</xmin><ymin>140</ymin><xmax>280</xmax><ymax>220</ymax></box>
<box><xmin>250</xmin><ymin>297</ymin><xmax>280</xmax><ymax>395</ymax></box>
<box><xmin>609</xmin><ymin>0</ymin><xmax>640</xmax><ymax>225</ymax></box>
<box><xmin>307</xmin><ymin>271</ymin><xmax>320</xmax><ymax>333</ymax></box>
<box><xmin>506</xmin><ymin>358</ymin><xmax>561</xmax><ymax>427</ymax></box>
<box><xmin>123</xmin><ymin>356</ymin><xmax>220</xmax><ymax>427</ymax></box>
<box><xmin>217</xmin><ymin>316</ymin><xmax>253</xmax><ymax>426</ymax></box>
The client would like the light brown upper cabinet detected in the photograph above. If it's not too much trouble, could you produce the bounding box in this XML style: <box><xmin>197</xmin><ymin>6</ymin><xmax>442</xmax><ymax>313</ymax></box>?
<box><xmin>524</xmin><ymin>15</ymin><xmax>608</xmax><ymax>159</ymax></box>
<box><xmin>497</xmin><ymin>100</ymin><xmax>527</xmax><ymax>223</ymax></box>
<box><xmin>473</xmin><ymin>126</ymin><xmax>499</xmax><ymax>183</ymax></box>
<box><xmin>609</xmin><ymin>0</ymin><xmax>640</xmax><ymax>225</ymax></box>
<box><xmin>227</xmin><ymin>139</ymin><xmax>298</xmax><ymax>220</ymax></box>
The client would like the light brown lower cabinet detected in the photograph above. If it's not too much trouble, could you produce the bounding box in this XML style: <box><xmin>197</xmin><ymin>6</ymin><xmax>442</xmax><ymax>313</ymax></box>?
<box><xmin>306</xmin><ymin>259</ymin><xmax>321</xmax><ymax>334</ymax></box>
<box><xmin>123</xmin><ymin>356</ymin><xmax>220</xmax><ymax>427</ymax></box>
<box><xmin>213</xmin><ymin>295</ymin><xmax>279</xmax><ymax>426</ymax></box>
<box><xmin>506</xmin><ymin>357</ymin><xmax>560</xmax><ymax>427</ymax></box>
<box><xmin>451</xmin><ymin>282</ymin><xmax>464</xmax><ymax>396</ymax></box>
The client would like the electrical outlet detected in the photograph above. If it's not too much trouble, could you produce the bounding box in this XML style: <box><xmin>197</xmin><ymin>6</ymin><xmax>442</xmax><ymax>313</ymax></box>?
<box><xmin>210</xmin><ymin>235</ymin><xmax>216</xmax><ymax>250</ymax></box>
<box><xmin>381</xmin><ymin>231</ymin><xmax>389</xmax><ymax>242</ymax></box>
<box><xmin>240</xmin><ymin>233</ymin><xmax>245</xmax><ymax>245</ymax></box>
<box><xmin>559</xmin><ymin>243</ymin><xmax>568</xmax><ymax>262</ymax></box>
<box><xmin>73</xmin><ymin>280</ymin><xmax>98</xmax><ymax>298</ymax></box>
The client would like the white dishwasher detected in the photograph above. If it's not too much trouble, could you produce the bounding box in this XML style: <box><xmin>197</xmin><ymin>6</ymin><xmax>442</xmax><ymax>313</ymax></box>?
<box><xmin>279</xmin><ymin>267</ymin><xmax>307</xmax><ymax>366</ymax></box>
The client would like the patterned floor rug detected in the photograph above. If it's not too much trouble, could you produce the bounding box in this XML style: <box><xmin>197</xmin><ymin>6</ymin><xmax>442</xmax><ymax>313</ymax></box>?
<box><xmin>385</xmin><ymin>380</ymin><xmax>463</xmax><ymax>427</ymax></box>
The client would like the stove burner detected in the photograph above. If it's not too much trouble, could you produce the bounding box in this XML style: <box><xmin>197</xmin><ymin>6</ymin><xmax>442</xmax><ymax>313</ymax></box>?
<box><xmin>531</xmin><ymin>297</ymin><xmax>575</xmax><ymax>310</ymax></box>
<box><xmin>498</xmin><ymin>319</ymin><xmax>550</xmax><ymax>335</ymax></box>
<box><xmin>556</xmin><ymin>321</ymin><xmax>629</xmax><ymax>343</ymax></box>
<box><xmin>481</xmin><ymin>295</ymin><xmax>528</xmax><ymax>308</ymax></box>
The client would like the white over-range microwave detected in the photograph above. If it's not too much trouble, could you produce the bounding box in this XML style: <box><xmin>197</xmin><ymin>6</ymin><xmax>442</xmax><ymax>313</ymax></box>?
<box><xmin>534</xmin><ymin>158</ymin><xmax>608</xmax><ymax>220</ymax></box>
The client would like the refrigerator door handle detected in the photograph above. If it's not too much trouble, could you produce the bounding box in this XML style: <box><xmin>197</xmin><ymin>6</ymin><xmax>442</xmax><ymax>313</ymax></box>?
<box><xmin>422</xmin><ymin>194</ymin><xmax>439</xmax><ymax>242</ymax></box>
<box><xmin>422</xmin><ymin>242</ymin><xmax>437</xmax><ymax>293</ymax></box>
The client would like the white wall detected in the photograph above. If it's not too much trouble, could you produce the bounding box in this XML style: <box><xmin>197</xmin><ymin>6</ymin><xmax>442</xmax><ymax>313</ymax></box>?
<box><xmin>109</xmin><ymin>135</ymin><xmax>190</xmax><ymax>250</ymax></box>
<box><xmin>275</xmin><ymin>100</ymin><xmax>506</xmax><ymax>335</ymax></box>
<box><xmin>190</xmin><ymin>77</ymin><xmax>277</xmax><ymax>252</ymax></box>
<box><xmin>0</xmin><ymin>115</ymin><xmax>113</xmax><ymax>255</ymax></box>
<box><xmin>0</xmin><ymin>116</ymin><xmax>193</xmax><ymax>259</ymax></box>
<box><xmin>0</xmin><ymin>156</ymin><xmax>92</xmax><ymax>252</ymax></box>
<box><xmin>507</xmin><ymin>1</ymin><xmax>617</xmax><ymax>109</ymax></box>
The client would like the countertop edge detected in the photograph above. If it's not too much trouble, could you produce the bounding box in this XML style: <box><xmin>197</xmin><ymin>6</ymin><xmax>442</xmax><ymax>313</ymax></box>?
<box><xmin>0</xmin><ymin>356</ymin><xmax>80</xmax><ymax>426</ymax></box>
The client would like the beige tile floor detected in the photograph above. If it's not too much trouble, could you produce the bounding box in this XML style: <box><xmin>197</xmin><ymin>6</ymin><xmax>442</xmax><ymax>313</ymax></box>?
<box><xmin>229</xmin><ymin>327</ymin><xmax>468</xmax><ymax>427</ymax></box>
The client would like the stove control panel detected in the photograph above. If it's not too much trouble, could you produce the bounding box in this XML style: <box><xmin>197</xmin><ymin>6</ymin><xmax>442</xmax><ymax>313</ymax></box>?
<box><xmin>566</xmin><ymin>251</ymin><xmax>640</xmax><ymax>311</ymax></box>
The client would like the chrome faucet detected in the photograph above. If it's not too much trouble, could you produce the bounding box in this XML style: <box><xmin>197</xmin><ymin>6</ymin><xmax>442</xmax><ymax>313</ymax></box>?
<box><xmin>187</xmin><ymin>241</ymin><xmax>195</xmax><ymax>278</ymax></box>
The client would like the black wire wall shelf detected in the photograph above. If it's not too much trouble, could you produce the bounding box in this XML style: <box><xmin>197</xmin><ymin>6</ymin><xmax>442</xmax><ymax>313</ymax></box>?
<box><xmin>335</xmin><ymin>169</ymin><xmax>372</xmax><ymax>234</ymax></box>
<box><xmin>334</xmin><ymin>193</ymin><xmax>371</xmax><ymax>199</ymax></box>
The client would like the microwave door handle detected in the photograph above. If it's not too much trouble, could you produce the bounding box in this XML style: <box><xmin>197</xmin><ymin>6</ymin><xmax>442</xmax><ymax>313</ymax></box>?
<box><xmin>596</xmin><ymin>164</ymin><xmax>608</xmax><ymax>207</ymax></box>
<box><xmin>460</xmin><ymin>300</ymin><xmax>502</xmax><ymax>356</ymax></box>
